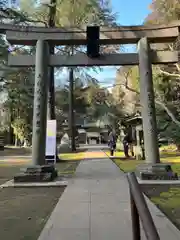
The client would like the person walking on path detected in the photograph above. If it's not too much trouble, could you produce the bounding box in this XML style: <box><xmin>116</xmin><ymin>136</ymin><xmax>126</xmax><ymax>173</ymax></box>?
<box><xmin>123</xmin><ymin>133</ymin><xmax>130</xmax><ymax>158</ymax></box>
<box><xmin>108</xmin><ymin>130</ymin><xmax>117</xmax><ymax>156</ymax></box>
<box><xmin>123</xmin><ymin>132</ymin><xmax>134</xmax><ymax>158</ymax></box>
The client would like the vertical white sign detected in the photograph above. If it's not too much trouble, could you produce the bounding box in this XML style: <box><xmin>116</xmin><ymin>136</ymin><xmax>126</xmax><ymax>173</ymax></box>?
<box><xmin>46</xmin><ymin>120</ymin><xmax>57</xmax><ymax>160</ymax></box>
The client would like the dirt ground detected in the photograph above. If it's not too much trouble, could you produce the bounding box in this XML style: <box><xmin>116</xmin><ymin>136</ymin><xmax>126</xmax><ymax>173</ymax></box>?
<box><xmin>0</xmin><ymin>165</ymin><xmax>22</xmax><ymax>185</ymax></box>
<box><xmin>0</xmin><ymin>159</ymin><xmax>77</xmax><ymax>240</ymax></box>
<box><xmin>141</xmin><ymin>184</ymin><xmax>180</xmax><ymax>231</ymax></box>
<box><xmin>0</xmin><ymin>160</ymin><xmax>78</xmax><ymax>239</ymax></box>
<box><xmin>0</xmin><ymin>187</ymin><xmax>65</xmax><ymax>240</ymax></box>
<box><xmin>0</xmin><ymin>147</ymin><xmax>31</xmax><ymax>156</ymax></box>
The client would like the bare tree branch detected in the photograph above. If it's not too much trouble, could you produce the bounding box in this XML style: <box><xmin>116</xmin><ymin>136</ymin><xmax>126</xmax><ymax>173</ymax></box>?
<box><xmin>175</xmin><ymin>63</ymin><xmax>180</xmax><ymax>73</ymax></box>
<box><xmin>117</xmin><ymin>71</ymin><xmax>180</xmax><ymax>127</ymax></box>
<box><xmin>159</xmin><ymin>68</ymin><xmax>180</xmax><ymax>78</ymax></box>
<box><xmin>155</xmin><ymin>98</ymin><xmax>180</xmax><ymax>127</ymax></box>
<box><xmin>156</xmin><ymin>43</ymin><xmax>180</xmax><ymax>78</ymax></box>
<box><xmin>0</xmin><ymin>7</ymin><xmax>48</xmax><ymax>27</ymax></box>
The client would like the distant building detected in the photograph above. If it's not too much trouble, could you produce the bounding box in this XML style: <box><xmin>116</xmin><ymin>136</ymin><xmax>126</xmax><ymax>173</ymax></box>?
<box><xmin>62</xmin><ymin>118</ymin><xmax>109</xmax><ymax>144</ymax></box>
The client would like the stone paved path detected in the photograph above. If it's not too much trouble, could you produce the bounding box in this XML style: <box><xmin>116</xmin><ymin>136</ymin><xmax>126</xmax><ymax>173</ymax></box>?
<box><xmin>38</xmin><ymin>152</ymin><xmax>180</xmax><ymax>240</ymax></box>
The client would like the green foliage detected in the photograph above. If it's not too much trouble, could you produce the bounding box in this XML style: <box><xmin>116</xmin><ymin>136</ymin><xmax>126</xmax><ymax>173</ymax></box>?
<box><xmin>55</xmin><ymin>81</ymin><xmax>89</xmax><ymax>116</ymax></box>
<box><xmin>148</xmin><ymin>0</ymin><xmax>180</xmax><ymax>24</ymax></box>
<box><xmin>160</xmin><ymin>123</ymin><xmax>180</xmax><ymax>144</ymax></box>
<box><xmin>55</xmin><ymin>80</ymin><xmax>122</xmax><ymax>128</ymax></box>
<box><xmin>20</xmin><ymin>0</ymin><xmax>118</xmax><ymax>78</ymax></box>
<box><xmin>0</xmin><ymin>0</ymin><xmax>120</xmax><ymax>144</ymax></box>
<box><xmin>20</xmin><ymin>0</ymin><xmax>116</xmax><ymax>27</ymax></box>
<box><xmin>115</xmin><ymin>0</ymin><xmax>180</xmax><ymax>143</ymax></box>
<box><xmin>153</xmin><ymin>67</ymin><xmax>180</xmax><ymax>143</ymax></box>
<box><xmin>85</xmin><ymin>84</ymin><xmax>110</xmax><ymax>119</ymax></box>
<box><xmin>11</xmin><ymin>118</ymin><xmax>31</xmax><ymax>142</ymax></box>
<box><xmin>0</xmin><ymin>45</ymin><xmax>34</xmax><ymax>144</ymax></box>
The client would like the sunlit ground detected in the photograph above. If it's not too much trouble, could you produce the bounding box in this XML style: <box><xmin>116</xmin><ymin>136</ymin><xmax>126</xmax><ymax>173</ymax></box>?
<box><xmin>113</xmin><ymin>145</ymin><xmax>180</xmax><ymax>173</ymax></box>
<box><xmin>1</xmin><ymin>144</ymin><xmax>180</xmax><ymax>164</ymax></box>
<box><xmin>59</xmin><ymin>149</ymin><xmax>180</xmax><ymax>163</ymax></box>
<box><xmin>59</xmin><ymin>152</ymin><xmax>85</xmax><ymax>160</ymax></box>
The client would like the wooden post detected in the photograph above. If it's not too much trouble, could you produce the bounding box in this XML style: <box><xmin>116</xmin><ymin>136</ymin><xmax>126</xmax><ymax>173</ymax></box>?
<box><xmin>32</xmin><ymin>40</ymin><xmax>49</xmax><ymax>165</ymax></box>
<box><xmin>138</xmin><ymin>37</ymin><xmax>160</xmax><ymax>164</ymax></box>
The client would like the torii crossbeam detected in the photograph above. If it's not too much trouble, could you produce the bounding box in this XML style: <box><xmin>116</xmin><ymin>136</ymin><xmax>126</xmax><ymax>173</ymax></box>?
<box><xmin>2</xmin><ymin>22</ymin><xmax>180</xmax><ymax>182</ymax></box>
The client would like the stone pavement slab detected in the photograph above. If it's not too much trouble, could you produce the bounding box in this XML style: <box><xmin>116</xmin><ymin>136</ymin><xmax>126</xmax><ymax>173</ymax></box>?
<box><xmin>38</xmin><ymin>154</ymin><xmax>180</xmax><ymax>240</ymax></box>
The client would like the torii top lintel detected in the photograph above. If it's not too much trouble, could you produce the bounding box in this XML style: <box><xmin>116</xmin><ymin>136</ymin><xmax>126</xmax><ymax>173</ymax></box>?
<box><xmin>1</xmin><ymin>21</ymin><xmax>180</xmax><ymax>46</ymax></box>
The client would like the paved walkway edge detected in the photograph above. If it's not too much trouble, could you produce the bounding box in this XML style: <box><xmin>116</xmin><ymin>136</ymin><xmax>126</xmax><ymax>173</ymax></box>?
<box><xmin>145</xmin><ymin>195</ymin><xmax>180</xmax><ymax>238</ymax></box>
<box><xmin>37</xmin><ymin>153</ymin><xmax>180</xmax><ymax>240</ymax></box>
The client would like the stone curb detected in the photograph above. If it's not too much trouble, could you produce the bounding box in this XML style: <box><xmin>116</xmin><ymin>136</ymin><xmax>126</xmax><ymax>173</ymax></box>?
<box><xmin>0</xmin><ymin>179</ymin><xmax>68</xmax><ymax>188</ymax></box>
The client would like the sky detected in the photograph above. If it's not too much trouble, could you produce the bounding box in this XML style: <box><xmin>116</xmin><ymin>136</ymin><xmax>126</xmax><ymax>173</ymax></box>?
<box><xmin>88</xmin><ymin>0</ymin><xmax>152</xmax><ymax>89</ymax></box>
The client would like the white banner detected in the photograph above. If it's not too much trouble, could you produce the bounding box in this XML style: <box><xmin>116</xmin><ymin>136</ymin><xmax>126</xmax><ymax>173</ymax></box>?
<box><xmin>45</xmin><ymin>120</ymin><xmax>57</xmax><ymax>158</ymax></box>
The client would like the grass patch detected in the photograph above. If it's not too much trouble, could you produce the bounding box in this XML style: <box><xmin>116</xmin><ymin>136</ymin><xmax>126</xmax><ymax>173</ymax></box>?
<box><xmin>114</xmin><ymin>159</ymin><xmax>143</xmax><ymax>172</ymax></box>
<box><xmin>161</xmin><ymin>155</ymin><xmax>180</xmax><ymax>163</ymax></box>
<box><xmin>0</xmin><ymin>187</ymin><xmax>64</xmax><ymax>240</ymax></box>
<box><xmin>112</xmin><ymin>149</ymin><xmax>180</xmax><ymax>174</ymax></box>
<box><xmin>142</xmin><ymin>184</ymin><xmax>180</xmax><ymax>231</ymax></box>
<box><xmin>171</xmin><ymin>164</ymin><xmax>180</xmax><ymax>175</ymax></box>
<box><xmin>56</xmin><ymin>161</ymin><xmax>80</xmax><ymax>176</ymax></box>
<box><xmin>114</xmin><ymin>158</ymin><xmax>180</xmax><ymax>175</ymax></box>
<box><xmin>151</xmin><ymin>188</ymin><xmax>180</xmax><ymax>208</ymax></box>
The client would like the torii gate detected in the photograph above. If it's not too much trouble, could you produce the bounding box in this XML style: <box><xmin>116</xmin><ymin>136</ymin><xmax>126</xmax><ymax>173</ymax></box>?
<box><xmin>1</xmin><ymin>22</ymin><xmax>179</xmax><ymax>182</ymax></box>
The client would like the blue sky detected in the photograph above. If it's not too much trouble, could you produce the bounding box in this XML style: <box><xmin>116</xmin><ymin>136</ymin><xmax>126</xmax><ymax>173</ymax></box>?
<box><xmin>111</xmin><ymin>0</ymin><xmax>151</xmax><ymax>25</ymax></box>
<box><xmin>58</xmin><ymin>0</ymin><xmax>152</xmax><ymax>87</ymax></box>
<box><xmin>88</xmin><ymin>0</ymin><xmax>152</xmax><ymax>88</ymax></box>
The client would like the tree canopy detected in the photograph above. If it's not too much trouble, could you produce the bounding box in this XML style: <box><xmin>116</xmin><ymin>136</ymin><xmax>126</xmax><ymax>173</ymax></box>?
<box><xmin>0</xmin><ymin>0</ymin><xmax>122</xmax><ymax>145</ymax></box>
<box><xmin>111</xmin><ymin>0</ymin><xmax>180</xmax><ymax>147</ymax></box>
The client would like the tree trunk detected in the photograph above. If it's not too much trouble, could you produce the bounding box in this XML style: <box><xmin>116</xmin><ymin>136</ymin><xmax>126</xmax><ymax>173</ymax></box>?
<box><xmin>176</xmin><ymin>144</ymin><xmax>180</xmax><ymax>151</ymax></box>
<box><xmin>69</xmin><ymin>68</ymin><xmax>76</xmax><ymax>152</ymax></box>
<box><xmin>47</xmin><ymin>0</ymin><xmax>56</xmax><ymax>120</ymax></box>
<box><xmin>9</xmin><ymin>108</ymin><xmax>14</xmax><ymax>145</ymax></box>
<box><xmin>9</xmin><ymin>125</ymin><xmax>14</xmax><ymax>145</ymax></box>
<box><xmin>47</xmin><ymin>46</ymin><xmax>56</xmax><ymax>120</ymax></box>
<box><xmin>47</xmin><ymin>0</ymin><xmax>61</xmax><ymax>162</ymax></box>
<box><xmin>15</xmin><ymin>135</ymin><xmax>18</xmax><ymax>147</ymax></box>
